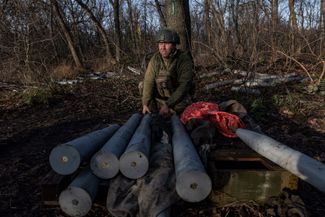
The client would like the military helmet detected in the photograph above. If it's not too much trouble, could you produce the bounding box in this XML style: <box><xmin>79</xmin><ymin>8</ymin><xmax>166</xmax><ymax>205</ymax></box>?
<box><xmin>156</xmin><ymin>29</ymin><xmax>180</xmax><ymax>44</ymax></box>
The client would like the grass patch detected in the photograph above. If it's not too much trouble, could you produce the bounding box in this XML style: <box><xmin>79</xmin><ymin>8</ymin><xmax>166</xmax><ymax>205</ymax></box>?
<box><xmin>23</xmin><ymin>87</ymin><xmax>54</xmax><ymax>106</ymax></box>
<box><xmin>272</xmin><ymin>93</ymin><xmax>303</xmax><ymax>114</ymax></box>
<box><xmin>51</xmin><ymin>63</ymin><xmax>89</xmax><ymax>80</ymax></box>
<box><xmin>249</xmin><ymin>98</ymin><xmax>268</xmax><ymax>121</ymax></box>
<box><xmin>271</xmin><ymin>92</ymin><xmax>315</xmax><ymax>123</ymax></box>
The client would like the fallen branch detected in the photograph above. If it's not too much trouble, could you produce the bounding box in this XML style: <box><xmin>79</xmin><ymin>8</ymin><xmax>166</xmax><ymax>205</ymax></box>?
<box><xmin>231</xmin><ymin>86</ymin><xmax>261</xmax><ymax>95</ymax></box>
<box><xmin>127</xmin><ymin>66</ymin><xmax>142</xmax><ymax>75</ymax></box>
<box><xmin>243</xmin><ymin>75</ymin><xmax>303</xmax><ymax>88</ymax></box>
<box><xmin>205</xmin><ymin>73</ymin><xmax>303</xmax><ymax>90</ymax></box>
<box><xmin>205</xmin><ymin>79</ymin><xmax>235</xmax><ymax>90</ymax></box>
<box><xmin>316</xmin><ymin>60</ymin><xmax>325</xmax><ymax>86</ymax></box>
<box><xmin>233</xmin><ymin>70</ymin><xmax>297</xmax><ymax>80</ymax></box>
<box><xmin>276</xmin><ymin>50</ymin><xmax>313</xmax><ymax>82</ymax></box>
<box><xmin>199</xmin><ymin>71</ymin><xmax>220</xmax><ymax>79</ymax></box>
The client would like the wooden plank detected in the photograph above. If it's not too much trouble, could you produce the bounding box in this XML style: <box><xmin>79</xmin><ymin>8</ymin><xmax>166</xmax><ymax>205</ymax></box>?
<box><xmin>207</xmin><ymin>149</ymin><xmax>298</xmax><ymax>206</ymax></box>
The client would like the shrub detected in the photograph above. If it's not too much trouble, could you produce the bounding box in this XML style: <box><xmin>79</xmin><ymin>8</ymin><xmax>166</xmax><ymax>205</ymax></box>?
<box><xmin>23</xmin><ymin>87</ymin><xmax>53</xmax><ymax>105</ymax></box>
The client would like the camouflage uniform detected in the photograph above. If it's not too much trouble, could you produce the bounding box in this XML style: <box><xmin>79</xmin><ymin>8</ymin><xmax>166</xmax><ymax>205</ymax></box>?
<box><xmin>142</xmin><ymin>49</ymin><xmax>194</xmax><ymax>114</ymax></box>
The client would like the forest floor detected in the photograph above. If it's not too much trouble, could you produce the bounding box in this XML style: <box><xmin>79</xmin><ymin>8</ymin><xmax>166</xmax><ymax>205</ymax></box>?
<box><xmin>0</xmin><ymin>67</ymin><xmax>325</xmax><ymax>217</ymax></box>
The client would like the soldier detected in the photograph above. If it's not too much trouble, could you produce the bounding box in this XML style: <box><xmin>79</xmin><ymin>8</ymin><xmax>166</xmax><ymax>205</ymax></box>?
<box><xmin>141</xmin><ymin>28</ymin><xmax>194</xmax><ymax>117</ymax></box>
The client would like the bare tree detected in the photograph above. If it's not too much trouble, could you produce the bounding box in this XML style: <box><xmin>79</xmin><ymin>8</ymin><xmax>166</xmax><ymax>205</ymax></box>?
<box><xmin>154</xmin><ymin>0</ymin><xmax>167</xmax><ymax>27</ymax></box>
<box><xmin>50</xmin><ymin>0</ymin><xmax>84</xmax><ymax>69</ymax></box>
<box><xmin>271</xmin><ymin>0</ymin><xmax>279</xmax><ymax>60</ymax></box>
<box><xmin>320</xmin><ymin>0</ymin><xmax>325</xmax><ymax>56</ymax></box>
<box><xmin>288</xmin><ymin>0</ymin><xmax>298</xmax><ymax>54</ymax></box>
<box><xmin>271</xmin><ymin>0</ymin><xmax>279</xmax><ymax>28</ymax></box>
<box><xmin>298</xmin><ymin>0</ymin><xmax>304</xmax><ymax>29</ymax></box>
<box><xmin>109</xmin><ymin>0</ymin><xmax>121</xmax><ymax>62</ymax></box>
<box><xmin>143</xmin><ymin>0</ymin><xmax>148</xmax><ymax>39</ymax></box>
<box><xmin>322</xmin><ymin>0</ymin><xmax>325</xmax><ymax>31</ymax></box>
<box><xmin>75</xmin><ymin>0</ymin><xmax>114</xmax><ymax>63</ymax></box>
<box><xmin>203</xmin><ymin>0</ymin><xmax>212</xmax><ymax>45</ymax></box>
<box><xmin>249</xmin><ymin>1</ymin><xmax>260</xmax><ymax>67</ymax></box>
<box><xmin>126</xmin><ymin>0</ymin><xmax>138</xmax><ymax>56</ymax></box>
<box><xmin>165</xmin><ymin>0</ymin><xmax>191</xmax><ymax>51</ymax></box>
<box><xmin>210</xmin><ymin>1</ymin><xmax>227</xmax><ymax>63</ymax></box>
<box><xmin>289</xmin><ymin>0</ymin><xmax>297</xmax><ymax>28</ymax></box>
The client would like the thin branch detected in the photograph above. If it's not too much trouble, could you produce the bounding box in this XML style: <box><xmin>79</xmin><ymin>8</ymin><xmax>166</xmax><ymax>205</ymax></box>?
<box><xmin>317</xmin><ymin>60</ymin><xmax>325</xmax><ymax>85</ymax></box>
<box><xmin>276</xmin><ymin>50</ymin><xmax>313</xmax><ymax>82</ymax></box>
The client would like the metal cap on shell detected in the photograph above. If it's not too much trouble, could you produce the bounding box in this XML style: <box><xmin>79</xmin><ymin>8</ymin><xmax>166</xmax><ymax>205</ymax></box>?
<box><xmin>59</xmin><ymin>186</ymin><xmax>92</xmax><ymax>217</ymax></box>
<box><xmin>176</xmin><ymin>170</ymin><xmax>212</xmax><ymax>202</ymax></box>
<box><xmin>119</xmin><ymin>151</ymin><xmax>149</xmax><ymax>179</ymax></box>
<box><xmin>49</xmin><ymin>144</ymin><xmax>81</xmax><ymax>175</ymax></box>
<box><xmin>90</xmin><ymin>151</ymin><xmax>119</xmax><ymax>179</ymax></box>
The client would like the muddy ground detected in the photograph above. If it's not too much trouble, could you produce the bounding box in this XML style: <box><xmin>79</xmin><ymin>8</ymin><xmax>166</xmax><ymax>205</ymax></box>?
<box><xmin>0</xmin><ymin>70</ymin><xmax>325</xmax><ymax>217</ymax></box>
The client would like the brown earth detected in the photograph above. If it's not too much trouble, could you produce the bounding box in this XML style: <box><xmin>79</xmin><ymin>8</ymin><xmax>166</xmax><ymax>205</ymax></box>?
<box><xmin>0</xmin><ymin>70</ymin><xmax>325</xmax><ymax>217</ymax></box>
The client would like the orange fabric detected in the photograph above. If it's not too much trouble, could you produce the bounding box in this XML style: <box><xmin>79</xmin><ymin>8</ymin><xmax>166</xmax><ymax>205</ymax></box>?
<box><xmin>180</xmin><ymin>101</ymin><xmax>246</xmax><ymax>138</ymax></box>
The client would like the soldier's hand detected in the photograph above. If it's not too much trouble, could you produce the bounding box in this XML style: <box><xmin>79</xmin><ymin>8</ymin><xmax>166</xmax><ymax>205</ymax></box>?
<box><xmin>142</xmin><ymin>105</ymin><xmax>151</xmax><ymax>114</ymax></box>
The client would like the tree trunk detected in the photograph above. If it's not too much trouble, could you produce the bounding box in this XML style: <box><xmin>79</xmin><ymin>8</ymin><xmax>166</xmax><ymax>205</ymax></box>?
<box><xmin>321</xmin><ymin>0</ymin><xmax>325</xmax><ymax>56</ymax></box>
<box><xmin>154</xmin><ymin>0</ymin><xmax>167</xmax><ymax>28</ymax></box>
<box><xmin>68</xmin><ymin>0</ymin><xmax>84</xmax><ymax>62</ymax></box>
<box><xmin>110</xmin><ymin>0</ymin><xmax>121</xmax><ymax>62</ymax></box>
<box><xmin>49</xmin><ymin>6</ymin><xmax>59</xmax><ymax>61</ymax></box>
<box><xmin>203</xmin><ymin>0</ymin><xmax>212</xmax><ymax>45</ymax></box>
<box><xmin>288</xmin><ymin>0</ymin><xmax>297</xmax><ymax>28</ymax></box>
<box><xmin>271</xmin><ymin>0</ymin><xmax>279</xmax><ymax>61</ymax></box>
<box><xmin>271</xmin><ymin>0</ymin><xmax>279</xmax><ymax>28</ymax></box>
<box><xmin>143</xmin><ymin>0</ymin><xmax>147</xmax><ymax>43</ymax></box>
<box><xmin>75</xmin><ymin>0</ymin><xmax>114</xmax><ymax>62</ymax></box>
<box><xmin>165</xmin><ymin>0</ymin><xmax>191</xmax><ymax>51</ymax></box>
<box><xmin>322</xmin><ymin>0</ymin><xmax>325</xmax><ymax>32</ymax></box>
<box><xmin>229</xmin><ymin>0</ymin><xmax>242</xmax><ymax>58</ymax></box>
<box><xmin>250</xmin><ymin>1</ymin><xmax>259</xmax><ymax>67</ymax></box>
<box><xmin>50</xmin><ymin>0</ymin><xmax>84</xmax><ymax>69</ymax></box>
<box><xmin>211</xmin><ymin>2</ymin><xmax>227</xmax><ymax>61</ymax></box>
<box><xmin>126</xmin><ymin>0</ymin><xmax>137</xmax><ymax>55</ymax></box>
<box><xmin>298</xmin><ymin>0</ymin><xmax>304</xmax><ymax>30</ymax></box>
<box><xmin>288</xmin><ymin>0</ymin><xmax>298</xmax><ymax>54</ymax></box>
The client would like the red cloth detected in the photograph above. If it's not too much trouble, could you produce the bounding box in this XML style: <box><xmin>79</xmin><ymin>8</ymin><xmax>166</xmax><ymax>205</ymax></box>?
<box><xmin>180</xmin><ymin>101</ymin><xmax>246</xmax><ymax>138</ymax></box>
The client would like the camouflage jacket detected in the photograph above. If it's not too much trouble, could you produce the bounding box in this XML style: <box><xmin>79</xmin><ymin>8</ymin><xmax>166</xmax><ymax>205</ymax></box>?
<box><xmin>142</xmin><ymin>49</ymin><xmax>194</xmax><ymax>109</ymax></box>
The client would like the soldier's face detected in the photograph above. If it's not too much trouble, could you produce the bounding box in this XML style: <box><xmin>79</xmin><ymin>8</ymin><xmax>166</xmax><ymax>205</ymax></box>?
<box><xmin>158</xmin><ymin>42</ymin><xmax>176</xmax><ymax>58</ymax></box>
